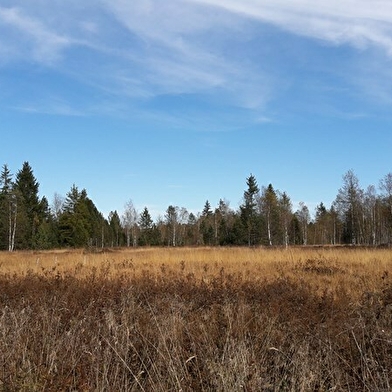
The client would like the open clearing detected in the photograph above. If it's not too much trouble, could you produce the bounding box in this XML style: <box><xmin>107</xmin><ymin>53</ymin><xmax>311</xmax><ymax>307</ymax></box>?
<box><xmin>1</xmin><ymin>247</ymin><xmax>391</xmax><ymax>391</ymax></box>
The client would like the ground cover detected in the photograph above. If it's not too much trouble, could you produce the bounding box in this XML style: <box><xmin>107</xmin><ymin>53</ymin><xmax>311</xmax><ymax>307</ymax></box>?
<box><xmin>0</xmin><ymin>247</ymin><xmax>391</xmax><ymax>391</ymax></box>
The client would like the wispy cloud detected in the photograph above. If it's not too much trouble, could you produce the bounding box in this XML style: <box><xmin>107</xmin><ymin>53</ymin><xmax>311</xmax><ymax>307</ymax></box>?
<box><xmin>0</xmin><ymin>6</ymin><xmax>72</xmax><ymax>63</ymax></box>
<box><xmin>1</xmin><ymin>0</ymin><xmax>392</xmax><ymax>121</ymax></box>
<box><xmin>0</xmin><ymin>1</ymin><xmax>275</xmax><ymax>121</ymax></box>
<box><xmin>100</xmin><ymin>1</ymin><xmax>254</xmax><ymax>96</ymax></box>
<box><xmin>187</xmin><ymin>0</ymin><xmax>392</xmax><ymax>53</ymax></box>
<box><xmin>10</xmin><ymin>101</ymin><xmax>85</xmax><ymax>117</ymax></box>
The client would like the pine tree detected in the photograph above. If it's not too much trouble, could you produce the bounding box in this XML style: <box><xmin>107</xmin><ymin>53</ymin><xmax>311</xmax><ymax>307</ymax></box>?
<box><xmin>14</xmin><ymin>162</ymin><xmax>42</xmax><ymax>249</ymax></box>
<box><xmin>259</xmin><ymin>184</ymin><xmax>279</xmax><ymax>246</ymax></box>
<box><xmin>139</xmin><ymin>207</ymin><xmax>153</xmax><ymax>230</ymax></box>
<box><xmin>33</xmin><ymin>196</ymin><xmax>58</xmax><ymax>249</ymax></box>
<box><xmin>108</xmin><ymin>210</ymin><xmax>122</xmax><ymax>247</ymax></box>
<box><xmin>201</xmin><ymin>200</ymin><xmax>214</xmax><ymax>245</ymax></box>
<box><xmin>58</xmin><ymin>185</ymin><xmax>105</xmax><ymax>248</ymax></box>
<box><xmin>202</xmin><ymin>200</ymin><xmax>212</xmax><ymax>217</ymax></box>
<box><xmin>185</xmin><ymin>212</ymin><xmax>199</xmax><ymax>245</ymax></box>
<box><xmin>311</xmin><ymin>202</ymin><xmax>341</xmax><ymax>245</ymax></box>
<box><xmin>139</xmin><ymin>207</ymin><xmax>153</xmax><ymax>246</ymax></box>
<box><xmin>240</xmin><ymin>174</ymin><xmax>260</xmax><ymax>246</ymax></box>
<box><xmin>0</xmin><ymin>164</ymin><xmax>12</xmax><ymax>194</ymax></box>
<box><xmin>58</xmin><ymin>185</ymin><xmax>87</xmax><ymax>247</ymax></box>
<box><xmin>215</xmin><ymin>199</ymin><xmax>233</xmax><ymax>245</ymax></box>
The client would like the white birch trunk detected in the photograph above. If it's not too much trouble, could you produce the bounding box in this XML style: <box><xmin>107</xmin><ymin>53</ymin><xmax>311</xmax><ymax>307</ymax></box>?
<box><xmin>267</xmin><ymin>211</ymin><xmax>272</xmax><ymax>246</ymax></box>
<box><xmin>10</xmin><ymin>201</ymin><xmax>17</xmax><ymax>252</ymax></box>
<box><xmin>172</xmin><ymin>224</ymin><xmax>176</xmax><ymax>247</ymax></box>
<box><xmin>8</xmin><ymin>199</ymin><xmax>12</xmax><ymax>252</ymax></box>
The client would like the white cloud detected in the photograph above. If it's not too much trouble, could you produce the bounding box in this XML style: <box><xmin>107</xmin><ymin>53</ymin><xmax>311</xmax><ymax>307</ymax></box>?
<box><xmin>10</xmin><ymin>99</ymin><xmax>86</xmax><ymax>117</ymax></box>
<box><xmin>2</xmin><ymin>0</ymin><xmax>392</xmax><ymax>120</ymax></box>
<box><xmin>100</xmin><ymin>1</ymin><xmax>240</xmax><ymax>90</ymax></box>
<box><xmin>186</xmin><ymin>0</ymin><xmax>392</xmax><ymax>53</ymax></box>
<box><xmin>0</xmin><ymin>6</ymin><xmax>72</xmax><ymax>63</ymax></box>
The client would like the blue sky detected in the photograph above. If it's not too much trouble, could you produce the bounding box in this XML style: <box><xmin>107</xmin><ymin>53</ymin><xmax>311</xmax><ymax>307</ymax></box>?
<box><xmin>1</xmin><ymin>1</ymin><xmax>392</xmax><ymax>219</ymax></box>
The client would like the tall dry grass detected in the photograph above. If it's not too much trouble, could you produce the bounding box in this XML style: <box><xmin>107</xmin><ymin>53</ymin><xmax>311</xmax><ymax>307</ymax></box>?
<box><xmin>0</xmin><ymin>247</ymin><xmax>391</xmax><ymax>391</ymax></box>
<box><xmin>1</xmin><ymin>246</ymin><xmax>390</xmax><ymax>299</ymax></box>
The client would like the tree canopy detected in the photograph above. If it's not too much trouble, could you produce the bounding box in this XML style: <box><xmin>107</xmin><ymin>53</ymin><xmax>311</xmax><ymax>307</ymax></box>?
<box><xmin>1</xmin><ymin>163</ymin><xmax>392</xmax><ymax>250</ymax></box>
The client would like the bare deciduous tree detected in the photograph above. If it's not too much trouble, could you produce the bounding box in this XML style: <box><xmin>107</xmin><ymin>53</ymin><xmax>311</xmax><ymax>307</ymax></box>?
<box><xmin>297</xmin><ymin>201</ymin><xmax>310</xmax><ymax>245</ymax></box>
<box><xmin>122</xmin><ymin>200</ymin><xmax>138</xmax><ymax>247</ymax></box>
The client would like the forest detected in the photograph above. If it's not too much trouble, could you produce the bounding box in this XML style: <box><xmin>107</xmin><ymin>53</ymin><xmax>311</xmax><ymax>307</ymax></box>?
<box><xmin>1</xmin><ymin>161</ymin><xmax>392</xmax><ymax>250</ymax></box>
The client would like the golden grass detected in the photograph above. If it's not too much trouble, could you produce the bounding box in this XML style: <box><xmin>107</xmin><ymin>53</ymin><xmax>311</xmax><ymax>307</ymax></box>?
<box><xmin>1</xmin><ymin>246</ymin><xmax>391</xmax><ymax>300</ymax></box>
<box><xmin>1</xmin><ymin>246</ymin><xmax>392</xmax><ymax>390</ymax></box>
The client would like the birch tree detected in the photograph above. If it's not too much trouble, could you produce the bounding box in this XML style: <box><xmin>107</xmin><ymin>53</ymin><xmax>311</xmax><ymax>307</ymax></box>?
<box><xmin>51</xmin><ymin>192</ymin><xmax>65</xmax><ymax>221</ymax></box>
<box><xmin>9</xmin><ymin>192</ymin><xmax>17</xmax><ymax>251</ymax></box>
<box><xmin>278</xmin><ymin>191</ymin><xmax>292</xmax><ymax>247</ymax></box>
<box><xmin>0</xmin><ymin>164</ymin><xmax>13</xmax><ymax>250</ymax></box>
<box><xmin>379</xmin><ymin>173</ymin><xmax>392</xmax><ymax>244</ymax></box>
<box><xmin>296</xmin><ymin>201</ymin><xmax>310</xmax><ymax>245</ymax></box>
<box><xmin>122</xmin><ymin>199</ymin><xmax>138</xmax><ymax>247</ymax></box>
<box><xmin>165</xmin><ymin>205</ymin><xmax>178</xmax><ymax>246</ymax></box>
<box><xmin>363</xmin><ymin>185</ymin><xmax>378</xmax><ymax>245</ymax></box>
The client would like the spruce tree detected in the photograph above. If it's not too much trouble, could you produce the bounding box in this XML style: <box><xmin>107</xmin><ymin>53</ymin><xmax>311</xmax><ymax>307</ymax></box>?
<box><xmin>139</xmin><ymin>207</ymin><xmax>153</xmax><ymax>230</ymax></box>
<box><xmin>260</xmin><ymin>184</ymin><xmax>279</xmax><ymax>246</ymax></box>
<box><xmin>108</xmin><ymin>210</ymin><xmax>122</xmax><ymax>247</ymax></box>
<box><xmin>215</xmin><ymin>199</ymin><xmax>233</xmax><ymax>245</ymax></box>
<box><xmin>240</xmin><ymin>174</ymin><xmax>260</xmax><ymax>246</ymax></box>
<box><xmin>139</xmin><ymin>207</ymin><xmax>153</xmax><ymax>245</ymax></box>
<box><xmin>243</xmin><ymin>175</ymin><xmax>259</xmax><ymax>213</ymax></box>
<box><xmin>33</xmin><ymin>196</ymin><xmax>58</xmax><ymax>249</ymax></box>
<box><xmin>202</xmin><ymin>200</ymin><xmax>212</xmax><ymax>217</ymax></box>
<box><xmin>14</xmin><ymin>162</ymin><xmax>42</xmax><ymax>248</ymax></box>
<box><xmin>201</xmin><ymin>200</ymin><xmax>214</xmax><ymax>245</ymax></box>
<box><xmin>58</xmin><ymin>185</ymin><xmax>105</xmax><ymax>248</ymax></box>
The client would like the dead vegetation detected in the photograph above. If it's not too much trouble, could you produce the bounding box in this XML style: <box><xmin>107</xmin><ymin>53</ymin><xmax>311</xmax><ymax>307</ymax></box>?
<box><xmin>0</xmin><ymin>247</ymin><xmax>391</xmax><ymax>391</ymax></box>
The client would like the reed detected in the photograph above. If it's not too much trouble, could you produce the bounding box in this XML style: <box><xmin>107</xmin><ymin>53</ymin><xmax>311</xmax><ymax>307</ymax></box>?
<box><xmin>0</xmin><ymin>247</ymin><xmax>390</xmax><ymax>298</ymax></box>
<box><xmin>0</xmin><ymin>246</ymin><xmax>391</xmax><ymax>390</ymax></box>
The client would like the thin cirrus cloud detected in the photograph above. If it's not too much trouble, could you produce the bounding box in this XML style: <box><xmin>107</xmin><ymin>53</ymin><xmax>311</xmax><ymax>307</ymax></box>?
<box><xmin>100</xmin><ymin>0</ymin><xmax>264</xmax><ymax>104</ymax></box>
<box><xmin>0</xmin><ymin>1</ymin><xmax>274</xmax><ymax>119</ymax></box>
<box><xmin>187</xmin><ymin>0</ymin><xmax>392</xmax><ymax>52</ymax></box>
<box><xmin>0</xmin><ymin>6</ymin><xmax>72</xmax><ymax>64</ymax></box>
<box><xmin>1</xmin><ymin>1</ymin><xmax>392</xmax><ymax>120</ymax></box>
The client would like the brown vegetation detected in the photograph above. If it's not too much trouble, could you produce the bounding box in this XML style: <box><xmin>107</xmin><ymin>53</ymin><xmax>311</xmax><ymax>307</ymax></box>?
<box><xmin>0</xmin><ymin>247</ymin><xmax>392</xmax><ymax>391</ymax></box>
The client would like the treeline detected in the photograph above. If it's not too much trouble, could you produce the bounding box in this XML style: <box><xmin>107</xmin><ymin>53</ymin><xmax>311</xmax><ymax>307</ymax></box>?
<box><xmin>1</xmin><ymin>162</ymin><xmax>392</xmax><ymax>250</ymax></box>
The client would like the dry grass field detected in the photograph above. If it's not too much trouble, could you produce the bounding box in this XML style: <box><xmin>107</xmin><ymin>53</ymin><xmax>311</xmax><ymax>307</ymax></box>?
<box><xmin>0</xmin><ymin>246</ymin><xmax>392</xmax><ymax>391</ymax></box>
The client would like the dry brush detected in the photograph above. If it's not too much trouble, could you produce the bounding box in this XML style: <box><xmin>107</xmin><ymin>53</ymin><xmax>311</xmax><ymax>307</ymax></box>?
<box><xmin>0</xmin><ymin>247</ymin><xmax>392</xmax><ymax>391</ymax></box>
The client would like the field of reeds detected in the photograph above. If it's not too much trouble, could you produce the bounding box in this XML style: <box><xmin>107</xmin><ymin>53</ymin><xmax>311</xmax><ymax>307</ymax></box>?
<box><xmin>0</xmin><ymin>246</ymin><xmax>392</xmax><ymax>391</ymax></box>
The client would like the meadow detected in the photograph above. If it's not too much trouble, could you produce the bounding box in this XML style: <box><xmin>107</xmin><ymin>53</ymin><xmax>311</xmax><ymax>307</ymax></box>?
<box><xmin>0</xmin><ymin>246</ymin><xmax>391</xmax><ymax>391</ymax></box>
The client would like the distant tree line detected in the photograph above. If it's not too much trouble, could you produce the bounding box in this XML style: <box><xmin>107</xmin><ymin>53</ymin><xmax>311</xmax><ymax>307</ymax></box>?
<box><xmin>1</xmin><ymin>162</ymin><xmax>392</xmax><ymax>250</ymax></box>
